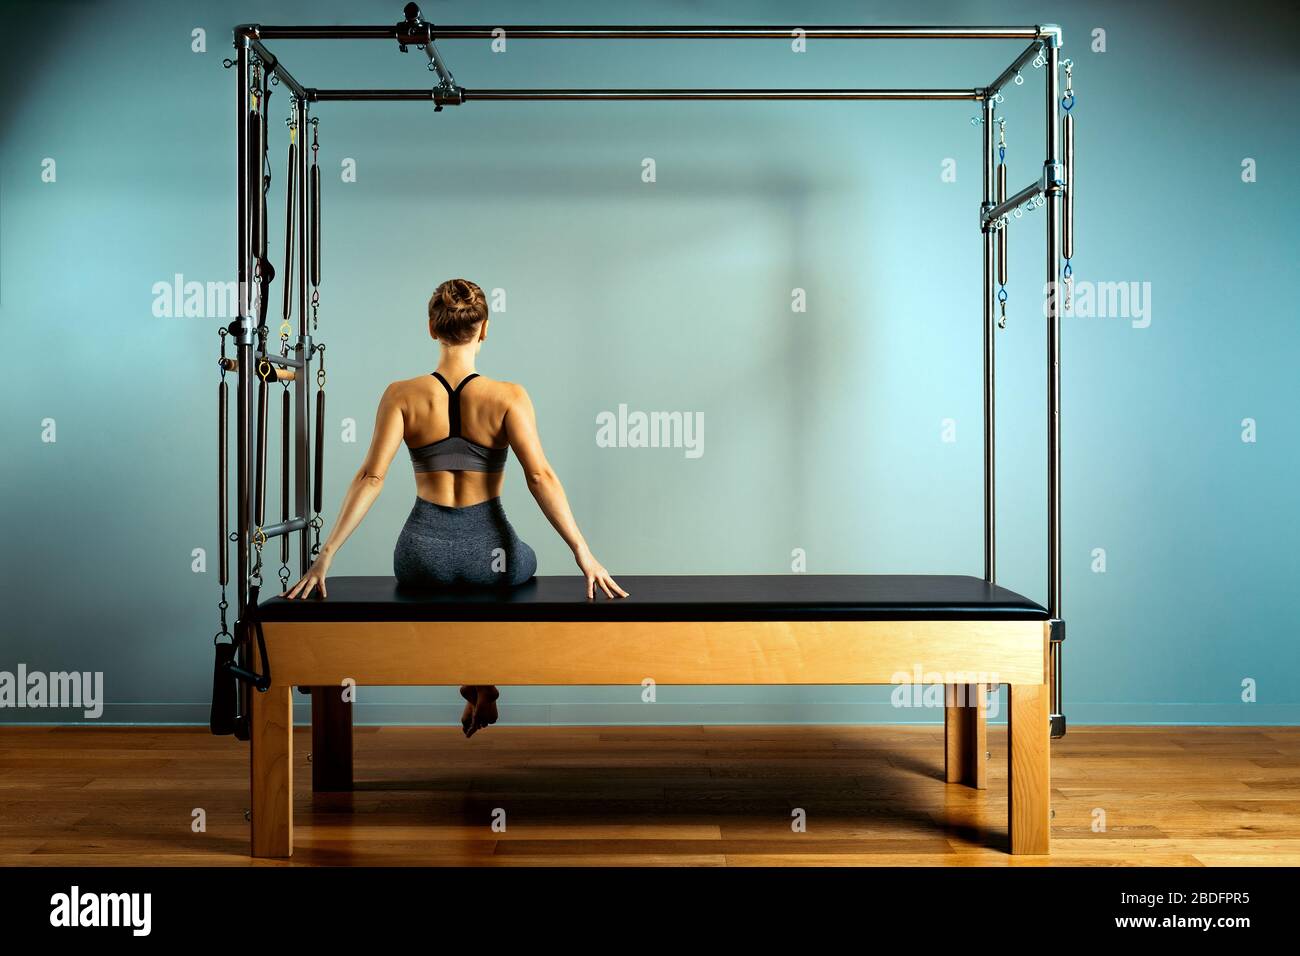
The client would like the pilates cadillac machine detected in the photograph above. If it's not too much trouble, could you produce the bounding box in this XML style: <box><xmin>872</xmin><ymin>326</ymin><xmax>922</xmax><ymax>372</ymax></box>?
<box><xmin>211</xmin><ymin>6</ymin><xmax>1076</xmax><ymax>858</ymax></box>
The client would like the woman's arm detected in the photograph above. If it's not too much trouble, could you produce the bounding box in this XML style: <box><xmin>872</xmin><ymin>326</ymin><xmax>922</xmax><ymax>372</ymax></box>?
<box><xmin>504</xmin><ymin>385</ymin><xmax>628</xmax><ymax>600</ymax></box>
<box><xmin>283</xmin><ymin>383</ymin><xmax>406</xmax><ymax>599</ymax></box>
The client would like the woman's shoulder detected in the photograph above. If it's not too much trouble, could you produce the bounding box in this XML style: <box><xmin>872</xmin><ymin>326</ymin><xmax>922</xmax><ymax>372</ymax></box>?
<box><xmin>384</xmin><ymin>374</ymin><xmax>434</xmax><ymax>397</ymax></box>
<box><xmin>473</xmin><ymin>375</ymin><xmax>528</xmax><ymax>402</ymax></box>
<box><xmin>383</xmin><ymin>372</ymin><xmax>527</xmax><ymax>407</ymax></box>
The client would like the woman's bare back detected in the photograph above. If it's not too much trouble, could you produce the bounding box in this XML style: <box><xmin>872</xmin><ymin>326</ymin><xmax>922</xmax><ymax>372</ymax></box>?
<box><xmin>390</xmin><ymin>371</ymin><xmax>517</xmax><ymax>508</ymax></box>
<box><xmin>283</xmin><ymin>277</ymin><xmax>626</xmax><ymax>609</ymax></box>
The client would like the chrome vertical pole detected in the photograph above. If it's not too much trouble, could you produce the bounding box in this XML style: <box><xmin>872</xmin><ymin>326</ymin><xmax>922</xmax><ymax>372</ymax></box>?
<box><xmin>233</xmin><ymin>33</ymin><xmax>255</xmax><ymax>739</ymax></box>
<box><xmin>1044</xmin><ymin>32</ymin><xmax>1066</xmax><ymax>738</ymax></box>
<box><xmin>1045</xmin><ymin>39</ymin><xmax>1062</xmax><ymax>620</ymax></box>
<box><xmin>981</xmin><ymin>95</ymin><xmax>996</xmax><ymax>583</ymax></box>
<box><xmin>235</xmin><ymin>37</ymin><xmax>250</xmax><ymax>620</ymax></box>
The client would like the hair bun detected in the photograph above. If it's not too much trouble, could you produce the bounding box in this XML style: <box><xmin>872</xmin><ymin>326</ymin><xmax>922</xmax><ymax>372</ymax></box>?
<box><xmin>446</xmin><ymin>279</ymin><xmax>474</xmax><ymax>305</ymax></box>
<box><xmin>428</xmin><ymin>278</ymin><xmax>489</xmax><ymax>345</ymax></box>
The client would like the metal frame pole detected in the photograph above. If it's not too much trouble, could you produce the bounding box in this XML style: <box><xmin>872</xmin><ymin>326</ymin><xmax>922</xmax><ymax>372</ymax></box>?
<box><xmin>1045</xmin><ymin>42</ymin><xmax>1061</xmax><ymax>620</ymax></box>
<box><xmin>234</xmin><ymin>39</ymin><xmax>248</xmax><ymax>618</ymax></box>
<box><xmin>228</xmin><ymin>15</ymin><xmax>1071</xmax><ymax>738</ymax></box>
<box><xmin>981</xmin><ymin>95</ymin><xmax>996</xmax><ymax>583</ymax></box>
<box><xmin>248</xmin><ymin>23</ymin><xmax>1048</xmax><ymax>41</ymax></box>
<box><xmin>309</xmin><ymin>87</ymin><xmax>986</xmax><ymax>103</ymax></box>
<box><xmin>233</xmin><ymin>35</ymin><xmax>255</xmax><ymax>738</ymax></box>
<box><xmin>1044</xmin><ymin>38</ymin><xmax>1066</xmax><ymax>737</ymax></box>
<box><xmin>294</xmin><ymin>98</ymin><xmax>313</xmax><ymax>576</ymax></box>
<box><xmin>246</xmin><ymin>35</ymin><xmax>308</xmax><ymax>100</ymax></box>
<box><xmin>989</xmin><ymin>41</ymin><xmax>1043</xmax><ymax>94</ymax></box>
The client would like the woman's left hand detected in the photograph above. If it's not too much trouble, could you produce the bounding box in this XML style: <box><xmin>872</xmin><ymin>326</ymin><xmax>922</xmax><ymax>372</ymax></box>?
<box><xmin>284</xmin><ymin>553</ymin><xmax>332</xmax><ymax>600</ymax></box>
<box><xmin>575</xmin><ymin>549</ymin><xmax>629</xmax><ymax>600</ymax></box>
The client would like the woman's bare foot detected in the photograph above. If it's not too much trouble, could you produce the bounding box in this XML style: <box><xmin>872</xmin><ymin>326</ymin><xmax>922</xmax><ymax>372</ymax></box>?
<box><xmin>471</xmin><ymin>685</ymin><xmax>500</xmax><ymax>735</ymax></box>
<box><xmin>458</xmin><ymin>685</ymin><xmax>477</xmax><ymax>737</ymax></box>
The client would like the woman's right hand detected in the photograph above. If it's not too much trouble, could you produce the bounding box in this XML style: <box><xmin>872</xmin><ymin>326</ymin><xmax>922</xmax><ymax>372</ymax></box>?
<box><xmin>284</xmin><ymin>551</ymin><xmax>332</xmax><ymax>600</ymax></box>
<box><xmin>576</xmin><ymin>548</ymin><xmax>629</xmax><ymax>600</ymax></box>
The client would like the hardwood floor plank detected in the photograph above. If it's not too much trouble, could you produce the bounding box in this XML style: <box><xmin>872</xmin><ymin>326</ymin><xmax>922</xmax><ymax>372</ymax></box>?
<box><xmin>0</xmin><ymin>725</ymin><xmax>1295</xmax><ymax>866</ymax></box>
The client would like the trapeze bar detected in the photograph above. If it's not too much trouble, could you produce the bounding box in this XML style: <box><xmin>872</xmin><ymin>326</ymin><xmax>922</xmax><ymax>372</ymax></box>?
<box><xmin>309</xmin><ymin>88</ymin><xmax>987</xmax><ymax>103</ymax></box>
<box><xmin>260</xmin><ymin>517</ymin><xmax>309</xmax><ymax>540</ymax></box>
<box><xmin>988</xmin><ymin>40</ymin><xmax>1043</xmax><ymax>94</ymax></box>
<box><xmin>226</xmin><ymin>359</ymin><xmax>297</xmax><ymax>382</ymax></box>
<box><xmin>981</xmin><ymin>179</ymin><xmax>1043</xmax><ymax>227</ymax></box>
<box><xmin>245</xmin><ymin>24</ymin><xmax>1048</xmax><ymax>41</ymax></box>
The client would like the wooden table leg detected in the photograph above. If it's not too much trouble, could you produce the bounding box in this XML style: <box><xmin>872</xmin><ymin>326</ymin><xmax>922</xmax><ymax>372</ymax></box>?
<box><xmin>944</xmin><ymin>683</ymin><xmax>988</xmax><ymax>789</ymax></box>
<box><xmin>1008</xmin><ymin>682</ymin><xmax>1050</xmax><ymax>854</ymax></box>
<box><xmin>251</xmin><ymin>683</ymin><xmax>293</xmax><ymax>858</ymax></box>
<box><xmin>310</xmin><ymin>685</ymin><xmax>354</xmax><ymax>792</ymax></box>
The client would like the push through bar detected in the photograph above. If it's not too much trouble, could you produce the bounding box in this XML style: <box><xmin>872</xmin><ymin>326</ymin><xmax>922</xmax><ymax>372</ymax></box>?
<box><xmin>259</xmin><ymin>517</ymin><xmax>309</xmax><ymax>540</ymax></box>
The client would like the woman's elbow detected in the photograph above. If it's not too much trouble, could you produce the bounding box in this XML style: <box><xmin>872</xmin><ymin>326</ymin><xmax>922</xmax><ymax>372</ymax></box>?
<box><xmin>355</xmin><ymin>470</ymin><xmax>385</xmax><ymax>491</ymax></box>
<box><xmin>526</xmin><ymin>466</ymin><xmax>558</xmax><ymax>493</ymax></box>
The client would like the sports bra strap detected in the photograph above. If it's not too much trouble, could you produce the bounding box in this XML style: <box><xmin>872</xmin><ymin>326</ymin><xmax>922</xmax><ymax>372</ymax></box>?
<box><xmin>431</xmin><ymin>372</ymin><xmax>480</xmax><ymax>438</ymax></box>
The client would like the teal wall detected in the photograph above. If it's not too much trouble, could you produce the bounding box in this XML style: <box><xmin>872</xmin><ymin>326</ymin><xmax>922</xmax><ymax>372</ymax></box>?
<box><xmin>1</xmin><ymin>0</ymin><xmax>1296</xmax><ymax>726</ymax></box>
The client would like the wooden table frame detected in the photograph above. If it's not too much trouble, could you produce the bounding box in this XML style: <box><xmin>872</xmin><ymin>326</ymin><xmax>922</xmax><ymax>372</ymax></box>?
<box><xmin>250</xmin><ymin>618</ymin><xmax>1051</xmax><ymax>857</ymax></box>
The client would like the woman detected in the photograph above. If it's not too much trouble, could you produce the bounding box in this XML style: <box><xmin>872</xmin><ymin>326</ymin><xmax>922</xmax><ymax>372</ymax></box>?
<box><xmin>284</xmin><ymin>278</ymin><xmax>628</xmax><ymax>736</ymax></box>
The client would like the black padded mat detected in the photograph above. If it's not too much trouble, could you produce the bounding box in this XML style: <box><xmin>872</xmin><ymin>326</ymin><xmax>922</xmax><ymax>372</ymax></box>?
<box><xmin>259</xmin><ymin>575</ymin><xmax>1048</xmax><ymax>623</ymax></box>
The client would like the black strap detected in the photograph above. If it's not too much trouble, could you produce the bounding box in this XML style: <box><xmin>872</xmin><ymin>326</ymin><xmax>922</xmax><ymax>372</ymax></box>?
<box><xmin>224</xmin><ymin>585</ymin><xmax>273</xmax><ymax>695</ymax></box>
<box><xmin>210</xmin><ymin>587</ymin><xmax>270</xmax><ymax>738</ymax></box>
<box><xmin>431</xmin><ymin>372</ymin><xmax>479</xmax><ymax>438</ymax></box>
<box><xmin>209</xmin><ymin>640</ymin><xmax>239</xmax><ymax>736</ymax></box>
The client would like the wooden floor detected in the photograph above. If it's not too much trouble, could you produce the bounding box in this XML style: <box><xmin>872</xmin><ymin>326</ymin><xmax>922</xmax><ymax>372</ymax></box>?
<box><xmin>1</xmin><ymin>724</ymin><xmax>1297</xmax><ymax>866</ymax></box>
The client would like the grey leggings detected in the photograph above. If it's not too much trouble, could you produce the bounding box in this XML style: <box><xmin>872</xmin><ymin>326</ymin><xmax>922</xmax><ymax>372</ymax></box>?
<box><xmin>394</xmin><ymin>496</ymin><xmax>537</xmax><ymax>588</ymax></box>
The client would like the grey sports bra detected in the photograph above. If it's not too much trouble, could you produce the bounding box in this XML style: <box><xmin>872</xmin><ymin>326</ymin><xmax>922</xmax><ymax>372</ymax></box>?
<box><xmin>408</xmin><ymin>372</ymin><xmax>509</xmax><ymax>474</ymax></box>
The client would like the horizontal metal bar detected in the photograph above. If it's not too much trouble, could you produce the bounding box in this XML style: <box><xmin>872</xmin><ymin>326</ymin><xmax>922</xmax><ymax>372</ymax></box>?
<box><xmin>255</xmin><ymin>351</ymin><xmax>304</xmax><ymax>368</ymax></box>
<box><xmin>260</xmin><ymin>517</ymin><xmax>308</xmax><ymax>540</ymax></box>
<box><xmin>310</xmin><ymin>87</ymin><xmax>986</xmax><ymax>103</ymax></box>
<box><xmin>248</xmin><ymin>24</ymin><xmax>1048</xmax><ymax>41</ymax></box>
<box><xmin>988</xmin><ymin>40</ymin><xmax>1043</xmax><ymax>93</ymax></box>
<box><xmin>246</xmin><ymin>37</ymin><xmax>308</xmax><ymax>100</ymax></box>
<box><xmin>981</xmin><ymin>179</ymin><xmax>1043</xmax><ymax>226</ymax></box>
